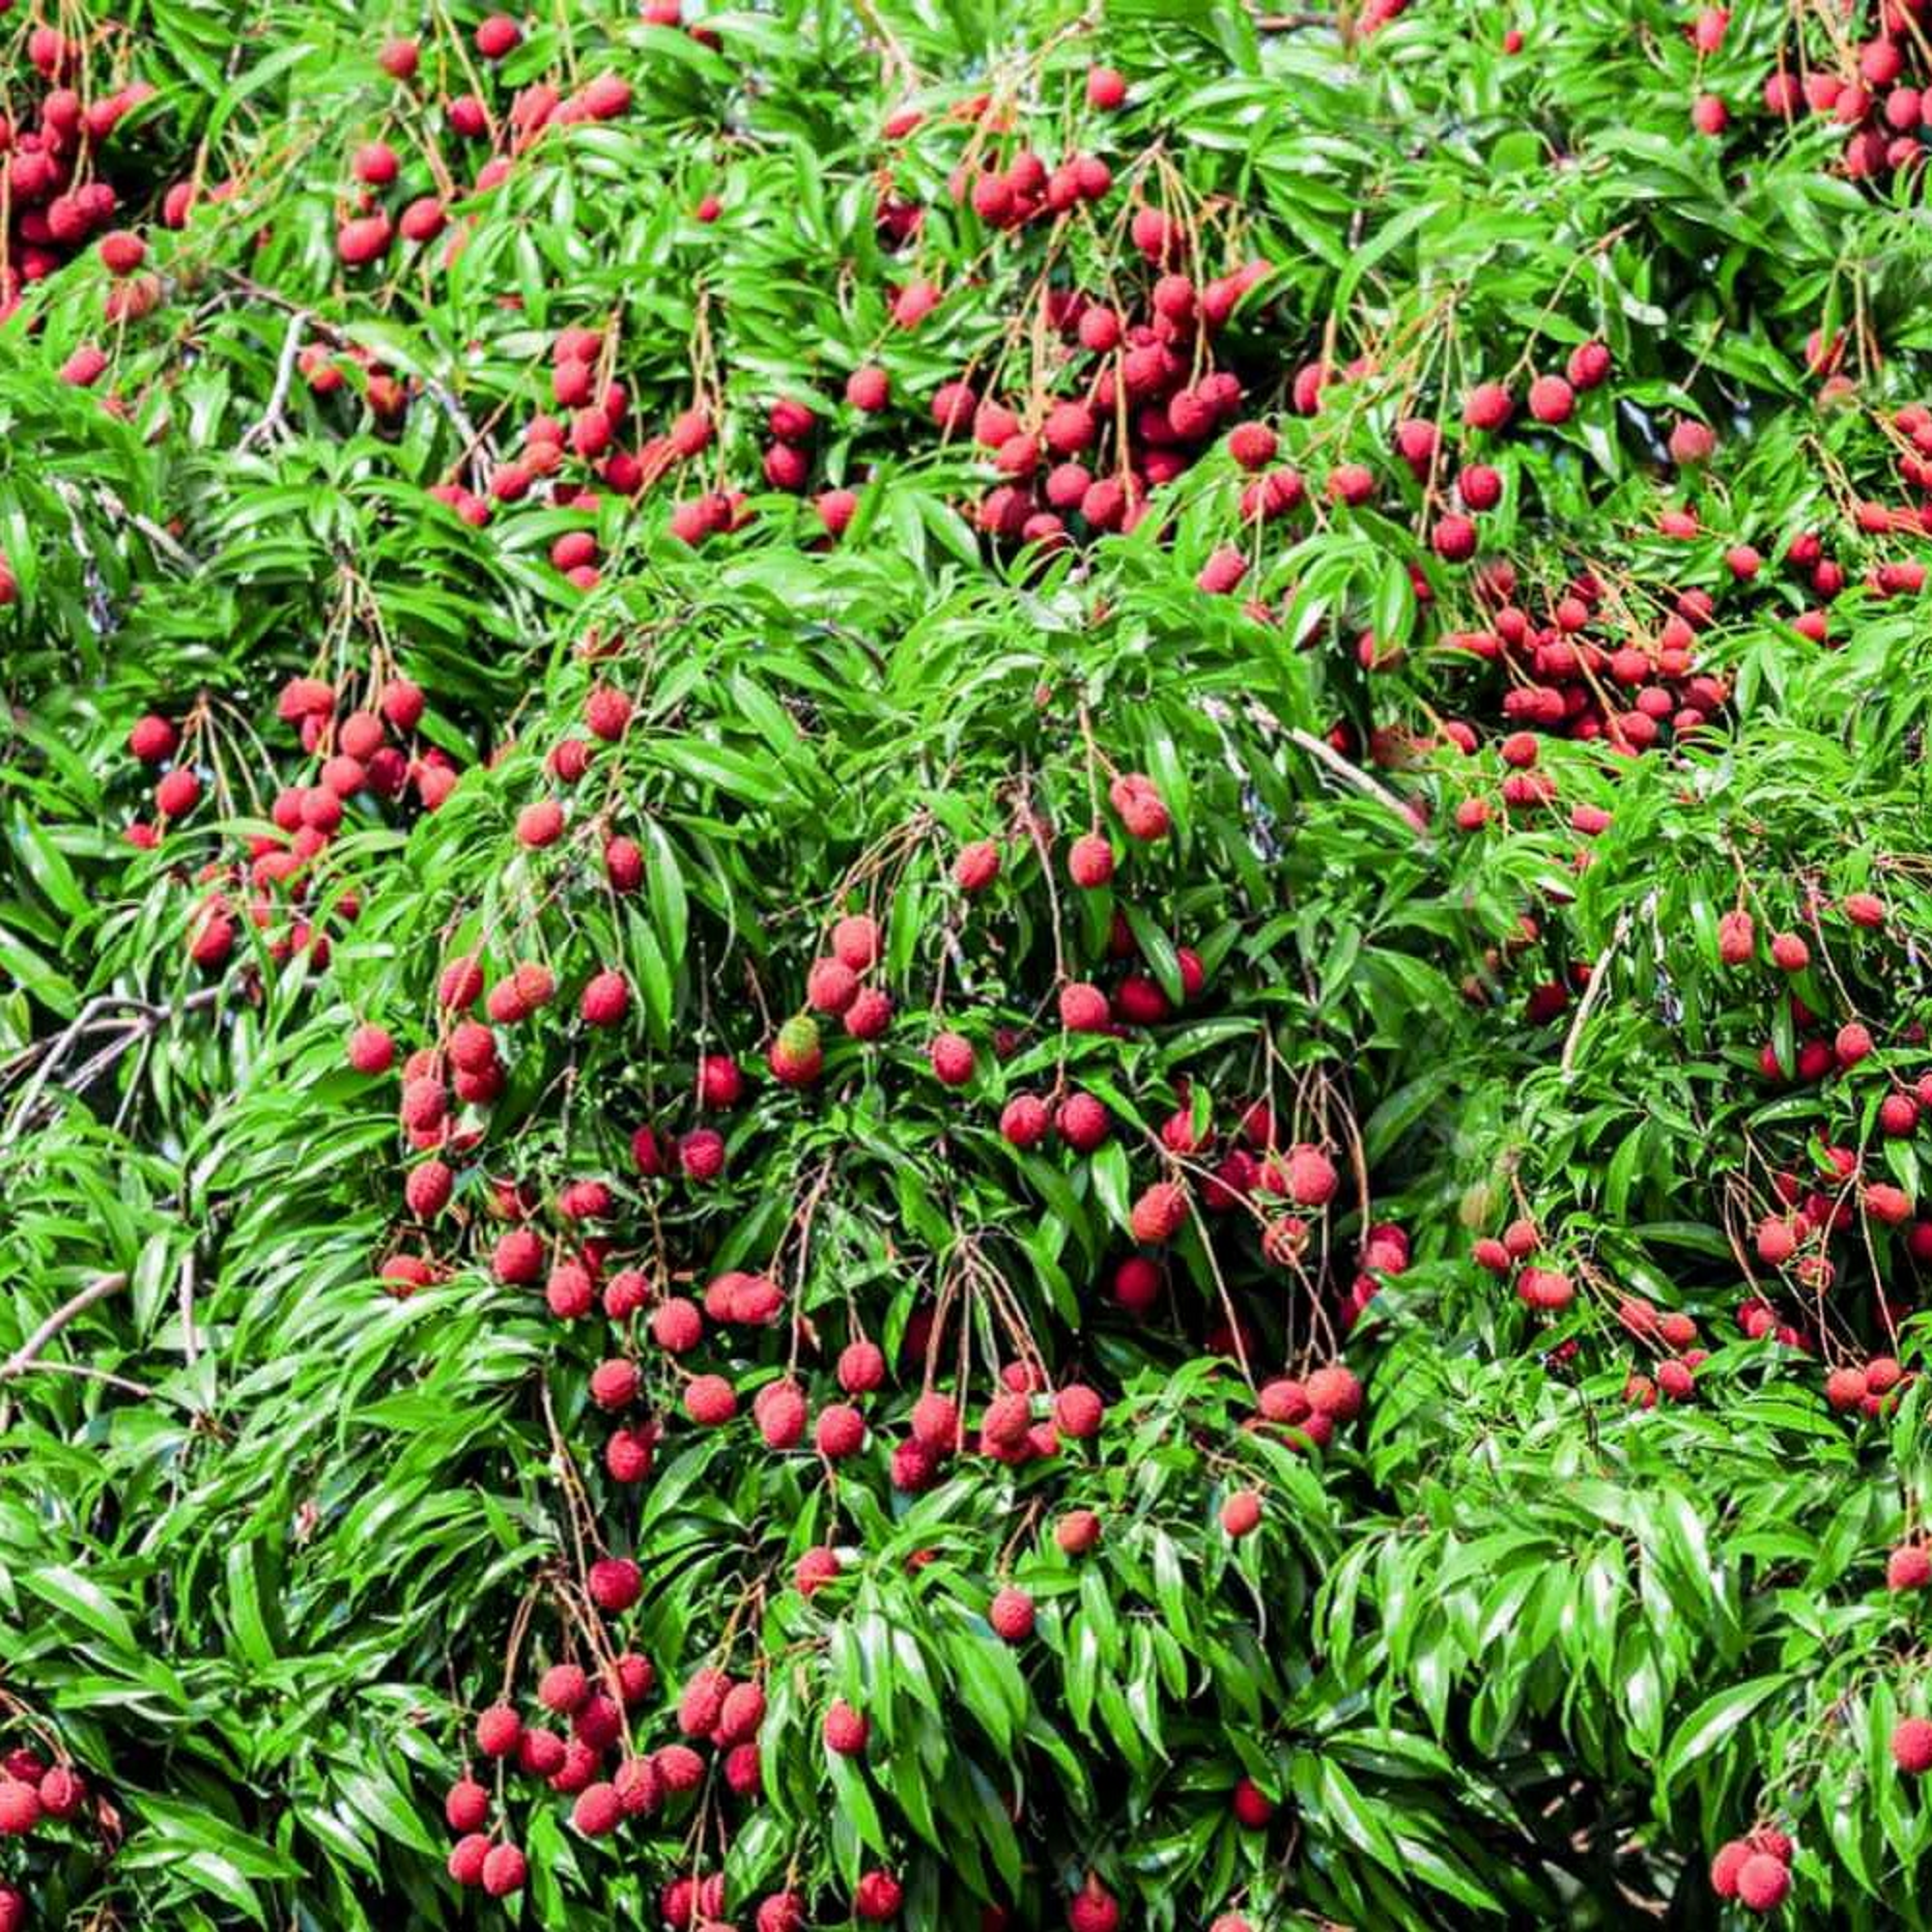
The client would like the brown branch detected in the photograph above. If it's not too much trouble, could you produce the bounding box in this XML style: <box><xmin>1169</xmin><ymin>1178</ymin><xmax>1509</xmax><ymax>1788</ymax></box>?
<box><xmin>2</xmin><ymin>1272</ymin><xmax>128</xmax><ymax>1380</ymax></box>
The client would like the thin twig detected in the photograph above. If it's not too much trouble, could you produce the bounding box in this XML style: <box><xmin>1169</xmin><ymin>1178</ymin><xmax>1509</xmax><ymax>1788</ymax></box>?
<box><xmin>2</xmin><ymin>1272</ymin><xmax>128</xmax><ymax>1380</ymax></box>
<box><xmin>238</xmin><ymin>308</ymin><xmax>309</xmax><ymax>453</ymax></box>
<box><xmin>1286</xmin><ymin>727</ymin><xmax>1430</xmax><ymax>843</ymax></box>
<box><xmin>1559</xmin><ymin>911</ymin><xmax>1634</xmax><ymax>1081</ymax></box>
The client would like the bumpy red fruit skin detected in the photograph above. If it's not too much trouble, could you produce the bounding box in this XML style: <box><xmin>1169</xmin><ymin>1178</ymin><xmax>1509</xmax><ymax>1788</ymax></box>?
<box><xmin>929</xmin><ymin>1031</ymin><xmax>977</xmax><ymax>1085</ymax></box>
<box><xmin>581</xmin><ymin>969</ymin><xmax>630</xmax><ymax>1027</ymax></box>
<box><xmin>1306</xmin><ymin>1364</ymin><xmax>1362</xmax><ymax>1420</ymax></box>
<box><xmin>754</xmin><ymin>1379</ymin><xmax>808</xmax><ymax>1448</ymax></box>
<box><xmin>854</xmin><ymin>1870</ymin><xmax>904</xmax><ymax>1920</ymax></box>
<box><xmin>481</xmin><ymin>1842</ymin><xmax>527</xmax><ymax>1897</ymax></box>
<box><xmin>988</xmin><ymin>1585</ymin><xmax>1036</xmax><ymax>1640</ymax></box>
<box><xmin>1069</xmin><ymin>1876</ymin><xmax>1122</xmax><ymax>1932</ymax></box>
<box><xmin>589</xmin><ymin>1359</ymin><xmax>639</xmax><ymax>1410</ymax></box>
<box><xmin>1889</xmin><ymin>1544</ymin><xmax>1932</xmax><ymax>1590</ymax></box>
<box><xmin>655</xmin><ymin>1743</ymin><xmax>705</xmax><ymax>1792</ymax></box>
<box><xmin>1893</xmin><ymin>1716</ymin><xmax>1932</xmax><ymax>1774</ymax></box>
<box><xmin>1130</xmin><ymin>1181</ymin><xmax>1188</xmax><ymax>1244</ymax></box>
<box><xmin>825</xmin><ymin>1698</ymin><xmax>869</xmax><ymax>1754</ymax></box>
<box><xmin>758</xmin><ymin>1893</ymin><xmax>807</xmax><ymax>1932</ymax></box>
<box><xmin>954</xmin><ymin>838</ymin><xmax>1008</xmax><ymax>895</ymax></box>
<box><xmin>832</xmin><ymin>913</ymin><xmax>881</xmax><ymax>968</ymax></box>
<box><xmin>475</xmin><ymin>1702</ymin><xmax>523</xmax><ymax>1757</ymax></box>
<box><xmin>807</xmin><ymin>955</ymin><xmax>860</xmax><ymax>1014</ymax></box>
<box><xmin>685</xmin><ymin>1374</ymin><xmax>736</xmax><ymax>1425</ymax></box>
<box><xmin>445</xmin><ymin>1778</ymin><xmax>490</xmax><ymax>1833</ymax></box>
<box><xmin>0</xmin><ymin>1780</ymin><xmax>41</xmax><ymax>1835</ymax></box>
<box><xmin>1059</xmin><ymin>982</ymin><xmax>1111</xmax><ymax>1033</ymax></box>
<box><xmin>1735</xmin><ymin>1852</ymin><xmax>1789</xmax><ymax>1912</ymax></box>
<box><xmin>448</xmin><ymin>1833</ymin><xmax>492</xmax><ymax>1886</ymax></box>
<box><xmin>816</xmin><ymin>1402</ymin><xmax>866</xmax><ymax>1458</ymax></box>
<box><xmin>1058</xmin><ymin>1092</ymin><xmax>1109</xmax><ymax>1151</ymax></box>
<box><xmin>1068</xmin><ymin>832</ymin><xmax>1115</xmax><ymax>887</ymax></box>
<box><xmin>1710</xmin><ymin>1839</ymin><xmax>1751</xmax><ymax>1897</ymax></box>
<box><xmin>572</xmin><ymin>1781</ymin><xmax>622</xmax><ymax>1835</ymax></box>
<box><xmin>588</xmin><ymin>1556</ymin><xmax>641</xmax><ymax>1611</ymax></box>
<box><xmin>1054</xmin><ymin>1383</ymin><xmax>1104</xmax><ymax>1438</ymax></box>
<box><xmin>1220</xmin><ymin>1489</ymin><xmax>1262</xmax><ymax>1536</ymax></box>
<box><xmin>540</xmin><ymin>1662</ymin><xmax>590</xmax><ymax>1714</ymax></box>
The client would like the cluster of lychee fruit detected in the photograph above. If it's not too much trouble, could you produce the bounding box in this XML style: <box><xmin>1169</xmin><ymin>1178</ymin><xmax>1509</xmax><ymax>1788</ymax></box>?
<box><xmin>126</xmin><ymin>667</ymin><xmax>449</xmax><ymax>972</ymax></box>
<box><xmin>336</xmin><ymin>24</ymin><xmax>634</xmax><ymax>273</ymax></box>
<box><xmin>2</xmin><ymin>25</ymin><xmax>157</xmax><ymax>324</ymax></box>
<box><xmin>0</xmin><ymin>1735</ymin><xmax>94</xmax><ymax>1928</ymax></box>
<box><xmin>1698</xmin><ymin>14</ymin><xmax>1932</xmax><ymax>182</ymax></box>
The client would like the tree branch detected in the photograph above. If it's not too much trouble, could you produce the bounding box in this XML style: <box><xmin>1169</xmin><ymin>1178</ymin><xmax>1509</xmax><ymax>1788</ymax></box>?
<box><xmin>2</xmin><ymin>1272</ymin><xmax>128</xmax><ymax>1380</ymax></box>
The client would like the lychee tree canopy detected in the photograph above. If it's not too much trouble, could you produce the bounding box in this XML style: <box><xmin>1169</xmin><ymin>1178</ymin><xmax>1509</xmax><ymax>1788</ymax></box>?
<box><xmin>5</xmin><ymin>1</ymin><xmax>1932</xmax><ymax>1929</ymax></box>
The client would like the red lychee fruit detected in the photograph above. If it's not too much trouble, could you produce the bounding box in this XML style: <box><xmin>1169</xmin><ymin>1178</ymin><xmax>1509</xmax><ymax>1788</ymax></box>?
<box><xmin>680</xmin><ymin>1127</ymin><xmax>726</xmax><ymax>1181</ymax></box>
<box><xmin>1232</xmin><ymin>1777</ymin><xmax>1275</xmax><ymax>1828</ymax></box>
<box><xmin>1732</xmin><ymin>1851</ymin><xmax>1789</xmax><ymax>1912</ymax></box>
<box><xmin>1888</xmin><ymin>1543</ymin><xmax>1931</xmax><ymax>1590</ymax></box>
<box><xmin>808</xmin><ymin>955</ymin><xmax>860</xmax><ymax>1014</ymax></box>
<box><xmin>348</xmin><ymin>1023</ymin><xmax>396</xmax><ymax>1073</ymax></box>
<box><xmin>0</xmin><ymin>1781</ymin><xmax>41</xmax><ymax>1835</ymax></box>
<box><xmin>816</xmin><ymin>1403</ymin><xmax>866</xmax><ymax>1458</ymax></box>
<box><xmin>1129</xmin><ymin>1181</ymin><xmax>1188</xmax><ymax>1245</ymax></box>
<box><xmin>718</xmin><ymin>1679</ymin><xmax>766</xmax><ymax>1744</ymax></box>
<box><xmin>854</xmin><ymin>1871</ymin><xmax>904</xmax><ymax>1921</ymax></box>
<box><xmin>588</xmin><ymin>1556</ymin><xmax>641</xmax><ymax>1611</ymax></box>
<box><xmin>1894</xmin><ymin>1716</ymin><xmax>1932</xmax><ymax>1774</ymax></box>
<box><xmin>757</xmin><ymin>1894</ymin><xmax>807</xmax><ymax>1932</ymax></box>
<box><xmin>769</xmin><ymin>1014</ymin><xmax>824</xmax><ymax>1087</ymax></box>
<box><xmin>844</xmin><ymin>987</ymin><xmax>893</xmax><ymax>1039</ymax></box>
<box><xmin>448</xmin><ymin>1833</ymin><xmax>491</xmax><ymax>1885</ymax></box>
<box><xmin>953</xmin><ymin>839</ymin><xmax>1001</xmax><ymax>892</ymax></box>
<box><xmin>1058</xmin><ymin>1092</ymin><xmax>1109</xmax><ymax>1151</ymax></box>
<box><xmin>1710</xmin><ymin>1838</ymin><xmax>1753</xmax><ymax>1897</ymax></box>
<box><xmin>825</xmin><ymin>1699</ymin><xmax>869</xmax><ymax>1754</ymax></box>
<box><xmin>1718</xmin><ymin>910</ymin><xmax>1755</xmax><ymax>964</ymax></box>
<box><xmin>540</xmin><ymin>1662</ymin><xmax>590</xmax><ymax>1714</ymax></box>
<box><xmin>832</xmin><ymin>913</ymin><xmax>882</xmax><ymax>968</ymax></box>
<box><xmin>516</xmin><ymin>799</ymin><xmax>564</xmax><ymax>847</ymax></box>
<box><xmin>445</xmin><ymin>1778</ymin><xmax>491</xmax><ymax>1833</ymax></box>
<box><xmin>589</xmin><ymin>1359</ymin><xmax>639</xmax><ymax>1410</ymax></box>
<box><xmin>1056</xmin><ymin>1508</ymin><xmax>1102</xmax><ymax>1554</ymax></box>
<box><xmin>1068</xmin><ymin>1874</ymin><xmax>1121</xmax><ymax>1932</ymax></box>
<box><xmin>1670</xmin><ymin>418</ymin><xmax>1717</xmax><ymax>464</ymax></box>
<box><xmin>1068</xmin><ymin>833</ymin><xmax>1115</xmax><ymax>888</ymax></box>
<box><xmin>481</xmin><ymin>1842</ymin><xmax>527</xmax><ymax>1897</ymax></box>
<box><xmin>1059</xmin><ymin>982</ymin><xmax>1111</xmax><ymax>1033</ymax></box>
<box><xmin>1220</xmin><ymin>1489</ymin><xmax>1262</xmax><ymax>1536</ymax></box>
<box><xmin>475</xmin><ymin>14</ymin><xmax>521</xmax><ymax>58</ymax></box>
<box><xmin>572</xmin><ymin>1781</ymin><xmax>622</xmax><ymax>1835</ymax></box>
<box><xmin>581</xmin><ymin>969</ymin><xmax>630</xmax><ymax>1027</ymax></box>
<box><xmin>1053</xmin><ymin>1383</ymin><xmax>1104</xmax><ymax>1438</ymax></box>
<box><xmin>685</xmin><ymin>1375</ymin><xmax>737</xmax><ymax>1425</ymax></box>
<box><xmin>1528</xmin><ymin>374</ymin><xmax>1575</xmax><ymax>424</ymax></box>
<box><xmin>930</xmin><ymin>1032</ymin><xmax>977</xmax><ymax>1086</ymax></box>
<box><xmin>754</xmin><ymin>1379</ymin><xmax>808</xmax><ymax>1449</ymax></box>
<box><xmin>475</xmin><ymin>1703</ymin><xmax>522</xmax><ymax>1757</ymax></box>
<box><xmin>846</xmin><ymin>365</ymin><xmax>890</xmax><ymax>412</ymax></box>
<box><xmin>988</xmin><ymin>1585</ymin><xmax>1036</xmax><ymax>1641</ymax></box>
<box><xmin>1286</xmin><ymin>1146</ymin><xmax>1339</xmax><ymax>1207</ymax></box>
<box><xmin>1463</xmin><ymin>382</ymin><xmax>1514</xmax><ymax>430</ymax></box>
<box><xmin>1306</xmin><ymin>1364</ymin><xmax>1362</xmax><ymax>1421</ymax></box>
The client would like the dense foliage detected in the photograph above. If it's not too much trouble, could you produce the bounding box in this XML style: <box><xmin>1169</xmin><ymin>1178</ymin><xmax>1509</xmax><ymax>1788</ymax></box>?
<box><xmin>7</xmin><ymin>1</ymin><xmax>1932</xmax><ymax>1926</ymax></box>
